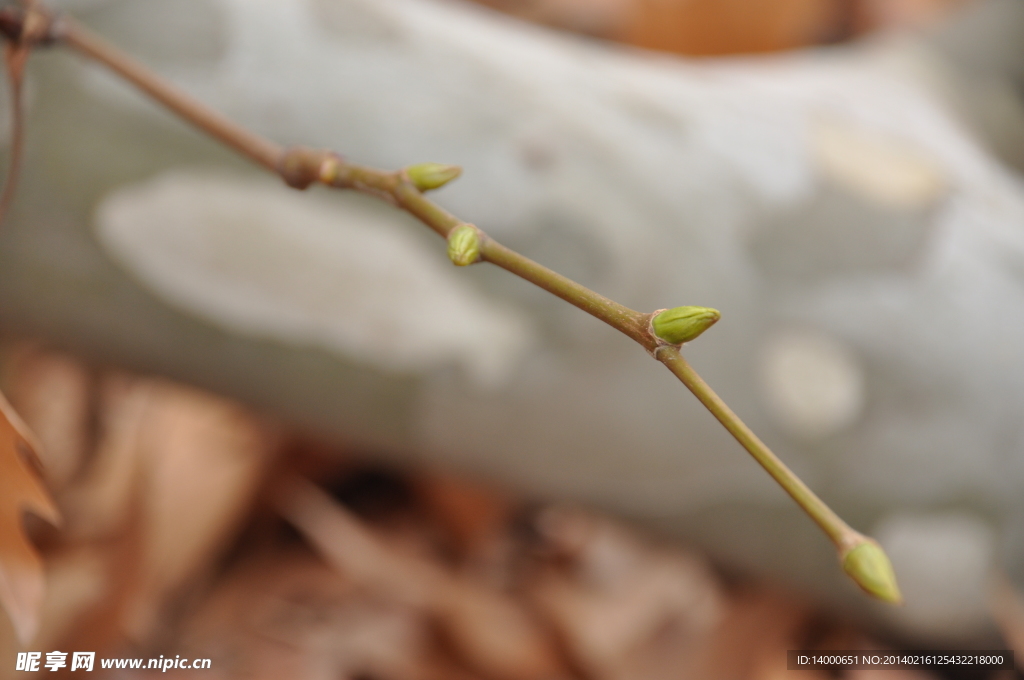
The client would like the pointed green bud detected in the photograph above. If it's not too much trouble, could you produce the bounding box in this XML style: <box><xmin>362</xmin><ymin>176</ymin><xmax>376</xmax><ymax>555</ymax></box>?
<box><xmin>406</xmin><ymin>163</ymin><xmax>462</xmax><ymax>191</ymax></box>
<box><xmin>651</xmin><ymin>306</ymin><xmax>720</xmax><ymax>345</ymax></box>
<box><xmin>842</xmin><ymin>539</ymin><xmax>903</xmax><ymax>604</ymax></box>
<box><xmin>447</xmin><ymin>225</ymin><xmax>481</xmax><ymax>266</ymax></box>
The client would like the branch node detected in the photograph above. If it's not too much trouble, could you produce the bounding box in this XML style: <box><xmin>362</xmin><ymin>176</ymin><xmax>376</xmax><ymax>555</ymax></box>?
<box><xmin>278</xmin><ymin>145</ymin><xmax>332</xmax><ymax>190</ymax></box>
<box><xmin>0</xmin><ymin>5</ymin><xmax>58</xmax><ymax>48</ymax></box>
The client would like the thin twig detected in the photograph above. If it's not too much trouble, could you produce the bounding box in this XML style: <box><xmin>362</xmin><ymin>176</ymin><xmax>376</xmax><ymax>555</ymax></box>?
<box><xmin>0</xmin><ymin>0</ymin><xmax>44</xmax><ymax>227</ymax></box>
<box><xmin>0</xmin><ymin>41</ymin><xmax>25</xmax><ymax>225</ymax></box>
<box><xmin>655</xmin><ymin>345</ymin><xmax>855</xmax><ymax>548</ymax></box>
<box><xmin>54</xmin><ymin>14</ymin><xmax>282</xmax><ymax>171</ymax></box>
<box><xmin>0</xmin><ymin>4</ymin><xmax>901</xmax><ymax>601</ymax></box>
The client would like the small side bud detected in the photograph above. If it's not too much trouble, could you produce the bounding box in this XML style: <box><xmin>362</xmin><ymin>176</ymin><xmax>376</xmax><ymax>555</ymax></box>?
<box><xmin>447</xmin><ymin>225</ymin><xmax>481</xmax><ymax>266</ymax></box>
<box><xmin>842</xmin><ymin>539</ymin><xmax>903</xmax><ymax>604</ymax></box>
<box><xmin>651</xmin><ymin>306</ymin><xmax>720</xmax><ymax>345</ymax></box>
<box><xmin>406</xmin><ymin>163</ymin><xmax>462</xmax><ymax>191</ymax></box>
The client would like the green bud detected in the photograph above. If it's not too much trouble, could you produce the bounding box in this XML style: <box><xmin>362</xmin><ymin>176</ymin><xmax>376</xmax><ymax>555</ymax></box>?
<box><xmin>406</xmin><ymin>163</ymin><xmax>462</xmax><ymax>191</ymax></box>
<box><xmin>842</xmin><ymin>539</ymin><xmax>903</xmax><ymax>605</ymax></box>
<box><xmin>447</xmin><ymin>225</ymin><xmax>481</xmax><ymax>266</ymax></box>
<box><xmin>651</xmin><ymin>306</ymin><xmax>720</xmax><ymax>345</ymax></box>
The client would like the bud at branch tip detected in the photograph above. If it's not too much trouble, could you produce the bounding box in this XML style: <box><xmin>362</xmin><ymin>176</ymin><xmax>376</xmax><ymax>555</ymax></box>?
<box><xmin>842</xmin><ymin>538</ymin><xmax>903</xmax><ymax>604</ymax></box>
<box><xmin>406</xmin><ymin>162</ymin><xmax>462</xmax><ymax>191</ymax></box>
<box><xmin>447</xmin><ymin>224</ymin><xmax>481</xmax><ymax>266</ymax></box>
<box><xmin>652</xmin><ymin>306</ymin><xmax>720</xmax><ymax>345</ymax></box>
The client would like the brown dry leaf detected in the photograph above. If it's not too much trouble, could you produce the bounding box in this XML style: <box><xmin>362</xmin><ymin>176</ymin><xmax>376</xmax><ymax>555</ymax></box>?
<box><xmin>177</xmin><ymin>548</ymin><xmax>496</xmax><ymax>680</ymax></box>
<box><xmin>276</xmin><ymin>476</ymin><xmax>567</xmax><ymax>680</ymax></box>
<box><xmin>706</xmin><ymin>587</ymin><xmax>808</xmax><ymax>679</ymax></box>
<box><xmin>50</xmin><ymin>489</ymin><xmax>148</xmax><ymax>663</ymax></box>
<box><xmin>619</xmin><ymin>0</ymin><xmax>843</xmax><ymax>56</ymax></box>
<box><xmin>0</xmin><ymin>343</ymin><xmax>922</xmax><ymax>679</ymax></box>
<box><xmin>523</xmin><ymin>506</ymin><xmax>902</xmax><ymax>680</ymax></box>
<box><xmin>179</xmin><ymin>552</ymin><xmax>439</xmax><ymax>680</ymax></box>
<box><xmin>59</xmin><ymin>373</ymin><xmax>154</xmax><ymax>541</ymax></box>
<box><xmin>122</xmin><ymin>381</ymin><xmax>280</xmax><ymax>639</ymax></box>
<box><xmin>0</xmin><ymin>389</ymin><xmax>60</xmax><ymax>644</ymax></box>
<box><xmin>276</xmin><ymin>476</ymin><xmax>432</xmax><ymax>605</ymax></box>
<box><xmin>416</xmin><ymin>471</ymin><xmax>513</xmax><ymax>555</ymax></box>
<box><xmin>41</xmin><ymin>373</ymin><xmax>278</xmax><ymax>651</ymax></box>
<box><xmin>528</xmin><ymin>506</ymin><xmax>723</xmax><ymax>680</ymax></box>
<box><xmin>690</xmin><ymin>585</ymin><xmax>839</xmax><ymax>680</ymax></box>
<box><xmin>2</xmin><ymin>346</ymin><xmax>92</xmax><ymax>491</ymax></box>
<box><xmin>470</xmin><ymin>0</ymin><xmax>845</xmax><ymax>54</ymax></box>
<box><xmin>29</xmin><ymin>544</ymin><xmax>110</xmax><ymax>655</ymax></box>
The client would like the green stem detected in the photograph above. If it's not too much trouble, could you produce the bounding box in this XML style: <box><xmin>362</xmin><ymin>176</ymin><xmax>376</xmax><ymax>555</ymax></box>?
<box><xmin>481</xmin><ymin>240</ymin><xmax>651</xmax><ymax>345</ymax></box>
<box><xmin>655</xmin><ymin>345</ymin><xmax>855</xmax><ymax>549</ymax></box>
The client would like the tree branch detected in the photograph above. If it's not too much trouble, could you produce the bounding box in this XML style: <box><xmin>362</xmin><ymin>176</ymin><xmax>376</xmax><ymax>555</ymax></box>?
<box><xmin>0</xmin><ymin>4</ymin><xmax>901</xmax><ymax>602</ymax></box>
